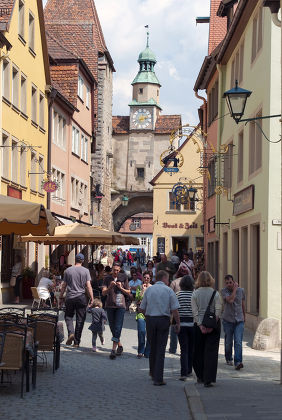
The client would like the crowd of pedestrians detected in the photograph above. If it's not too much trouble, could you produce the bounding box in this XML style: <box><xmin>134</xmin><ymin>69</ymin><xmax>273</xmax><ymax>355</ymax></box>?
<box><xmin>58</xmin><ymin>248</ymin><xmax>245</xmax><ymax>388</ymax></box>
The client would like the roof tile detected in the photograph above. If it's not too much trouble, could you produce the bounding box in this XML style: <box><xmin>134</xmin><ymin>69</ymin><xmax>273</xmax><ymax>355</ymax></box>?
<box><xmin>50</xmin><ymin>64</ymin><xmax>78</xmax><ymax>107</ymax></box>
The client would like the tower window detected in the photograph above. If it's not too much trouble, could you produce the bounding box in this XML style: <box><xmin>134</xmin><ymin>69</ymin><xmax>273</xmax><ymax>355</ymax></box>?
<box><xmin>157</xmin><ymin>90</ymin><xmax>159</xmax><ymax>96</ymax></box>
<box><xmin>139</xmin><ymin>88</ymin><xmax>143</xmax><ymax>94</ymax></box>
<box><xmin>137</xmin><ymin>168</ymin><xmax>145</xmax><ymax>179</ymax></box>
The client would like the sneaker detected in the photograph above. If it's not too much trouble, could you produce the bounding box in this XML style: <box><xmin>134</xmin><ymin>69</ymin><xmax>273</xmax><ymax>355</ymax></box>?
<box><xmin>179</xmin><ymin>376</ymin><xmax>188</xmax><ymax>381</ymax></box>
<box><xmin>235</xmin><ymin>363</ymin><xmax>244</xmax><ymax>370</ymax></box>
<box><xmin>137</xmin><ymin>354</ymin><xmax>143</xmax><ymax>359</ymax></box>
<box><xmin>116</xmin><ymin>345</ymin><xmax>123</xmax><ymax>356</ymax></box>
<box><xmin>109</xmin><ymin>350</ymin><xmax>116</xmax><ymax>359</ymax></box>
<box><xmin>66</xmin><ymin>334</ymin><xmax>74</xmax><ymax>345</ymax></box>
<box><xmin>92</xmin><ymin>346</ymin><xmax>97</xmax><ymax>352</ymax></box>
<box><xmin>226</xmin><ymin>360</ymin><xmax>233</xmax><ymax>366</ymax></box>
<box><xmin>204</xmin><ymin>382</ymin><xmax>213</xmax><ymax>388</ymax></box>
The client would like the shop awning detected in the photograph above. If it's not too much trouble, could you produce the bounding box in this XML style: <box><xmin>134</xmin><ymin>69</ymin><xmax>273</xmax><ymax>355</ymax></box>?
<box><xmin>20</xmin><ymin>222</ymin><xmax>139</xmax><ymax>245</ymax></box>
<box><xmin>0</xmin><ymin>195</ymin><xmax>56</xmax><ymax>235</ymax></box>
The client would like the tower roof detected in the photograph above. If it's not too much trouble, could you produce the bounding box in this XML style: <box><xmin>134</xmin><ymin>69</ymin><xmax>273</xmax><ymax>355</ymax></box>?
<box><xmin>132</xmin><ymin>29</ymin><xmax>160</xmax><ymax>86</ymax></box>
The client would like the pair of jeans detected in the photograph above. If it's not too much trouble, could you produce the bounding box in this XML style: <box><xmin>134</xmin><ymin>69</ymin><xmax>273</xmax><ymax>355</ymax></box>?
<box><xmin>137</xmin><ymin>318</ymin><xmax>150</xmax><ymax>356</ymax></box>
<box><xmin>92</xmin><ymin>331</ymin><xmax>104</xmax><ymax>347</ymax></box>
<box><xmin>222</xmin><ymin>320</ymin><xmax>244</xmax><ymax>366</ymax></box>
<box><xmin>106</xmin><ymin>307</ymin><xmax>126</xmax><ymax>343</ymax></box>
<box><xmin>146</xmin><ymin>316</ymin><xmax>170</xmax><ymax>383</ymax></box>
<box><xmin>178</xmin><ymin>326</ymin><xmax>194</xmax><ymax>376</ymax></box>
<box><xmin>65</xmin><ymin>294</ymin><xmax>88</xmax><ymax>345</ymax></box>
<box><xmin>169</xmin><ymin>324</ymin><xmax>178</xmax><ymax>353</ymax></box>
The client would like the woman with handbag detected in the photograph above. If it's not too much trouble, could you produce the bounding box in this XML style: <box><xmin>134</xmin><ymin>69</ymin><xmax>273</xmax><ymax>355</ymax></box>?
<box><xmin>10</xmin><ymin>255</ymin><xmax>23</xmax><ymax>304</ymax></box>
<box><xmin>191</xmin><ymin>271</ymin><xmax>222</xmax><ymax>387</ymax></box>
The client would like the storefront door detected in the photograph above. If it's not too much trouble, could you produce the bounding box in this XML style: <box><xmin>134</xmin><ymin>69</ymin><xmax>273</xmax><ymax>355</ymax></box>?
<box><xmin>172</xmin><ymin>237</ymin><xmax>188</xmax><ymax>260</ymax></box>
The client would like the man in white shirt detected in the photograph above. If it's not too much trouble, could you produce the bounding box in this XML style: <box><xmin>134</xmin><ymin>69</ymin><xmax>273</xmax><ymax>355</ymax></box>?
<box><xmin>140</xmin><ymin>270</ymin><xmax>180</xmax><ymax>386</ymax></box>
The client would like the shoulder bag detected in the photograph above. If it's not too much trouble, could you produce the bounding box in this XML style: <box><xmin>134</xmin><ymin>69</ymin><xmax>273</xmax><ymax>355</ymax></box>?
<box><xmin>202</xmin><ymin>290</ymin><xmax>217</xmax><ymax>328</ymax></box>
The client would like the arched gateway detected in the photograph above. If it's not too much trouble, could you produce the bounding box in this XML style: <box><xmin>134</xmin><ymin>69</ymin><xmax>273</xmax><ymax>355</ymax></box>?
<box><xmin>112</xmin><ymin>193</ymin><xmax>153</xmax><ymax>231</ymax></box>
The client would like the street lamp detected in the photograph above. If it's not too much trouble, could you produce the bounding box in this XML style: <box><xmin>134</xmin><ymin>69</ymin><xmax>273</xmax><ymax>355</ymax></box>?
<box><xmin>187</xmin><ymin>186</ymin><xmax>198</xmax><ymax>202</ymax></box>
<box><xmin>121</xmin><ymin>194</ymin><xmax>129</xmax><ymax>207</ymax></box>
<box><xmin>223</xmin><ymin>80</ymin><xmax>281</xmax><ymax>124</ymax></box>
<box><xmin>223</xmin><ymin>80</ymin><xmax>252</xmax><ymax>124</ymax></box>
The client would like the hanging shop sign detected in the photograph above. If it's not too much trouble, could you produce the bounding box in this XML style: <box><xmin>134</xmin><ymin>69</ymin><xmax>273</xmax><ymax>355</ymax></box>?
<box><xmin>171</xmin><ymin>182</ymin><xmax>188</xmax><ymax>205</ymax></box>
<box><xmin>42</xmin><ymin>179</ymin><xmax>59</xmax><ymax>193</ymax></box>
<box><xmin>233</xmin><ymin>185</ymin><xmax>254</xmax><ymax>216</ymax></box>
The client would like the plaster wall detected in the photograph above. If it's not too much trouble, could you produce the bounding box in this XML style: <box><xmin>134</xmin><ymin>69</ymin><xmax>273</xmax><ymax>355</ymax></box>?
<box><xmin>218</xmin><ymin>5</ymin><xmax>281</xmax><ymax>322</ymax></box>
<box><xmin>132</xmin><ymin>83</ymin><xmax>160</xmax><ymax>104</ymax></box>
<box><xmin>1</xmin><ymin>0</ymin><xmax>49</xmax><ymax>205</ymax></box>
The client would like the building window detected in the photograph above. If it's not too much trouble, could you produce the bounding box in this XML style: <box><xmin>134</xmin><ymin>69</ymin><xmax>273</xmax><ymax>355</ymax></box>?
<box><xmin>20</xmin><ymin>145</ymin><xmax>26</xmax><ymax>186</ymax></box>
<box><xmin>237</xmin><ymin>131</ymin><xmax>243</xmax><ymax>183</ymax></box>
<box><xmin>132</xmin><ymin>218</ymin><xmax>141</xmax><ymax>228</ymax></box>
<box><xmin>78</xmin><ymin>75</ymin><xmax>84</xmax><ymax>100</ymax></box>
<box><xmin>230</xmin><ymin>41</ymin><xmax>244</xmax><ymax>87</ymax></box>
<box><xmin>52</xmin><ymin>168</ymin><xmax>65</xmax><ymax>203</ymax></box>
<box><xmin>86</xmin><ymin>86</ymin><xmax>90</xmax><ymax>108</ymax></box>
<box><xmin>139</xmin><ymin>88</ymin><xmax>143</xmax><ymax>94</ymax></box>
<box><xmin>30</xmin><ymin>151</ymin><xmax>36</xmax><ymax>191</ymax></box>
<box><xmin>12</xmin><ymin>66</ymin><xmax>19</xmax><ymax>108</ymax></box>
<box><xmin>223</xmin><ymin>142</ymin><xmax>233</xmax><ymax>189</ymax></box>
<box><xmin>208</xmin><ymin>158</ymin><xmax>216</xmax><ymax>197</ymax></box>
<box><xmin>71</xmin><ymin>177</ymin><xmax>76</xmax><ymax>207</ymax></box>
<box><xmin>208</xmin><ymin>80</ymin><xmax>218</xmax><ymax>126</ymax></box>
<box><xmin>11</xmin><ymin>140</ymin><xmax>18</xmax><ymax>183</ymax></box>
<box><xmin>137</xmin><ymin>167</ymin><xmax>145</xmax><ymax>179</ymax></box>
<box><xmin>2</xmin><ymin>59</ymin><xmax>10</xmax><ymax>101</ymax></box>
<box><xmin>72</xmin><ymin>126</ymin><xmax>80</xmax><ymax>155</ymax></box>
<box><xmin>83</xmin><ymin>184</ymin><xmax>88</xmax><ymax>213</ymax></box>
<box><xmin>249</xmin><ymin>110</ymin><xmax>262</xmax><ymax>175</ymax></box>
<box><xmin>18</xmin><ymin>0</ymin><xmax>25</xmax><ymax>40</ymax></box>
<box><xmin>141</xmin><ymin>237</ymin><xmax>146</xmax><ymax>245</ymax></box>
<box><xmin>28</xmin><ymin>11</ymin><xmax>35</xmax><ymax>52</ymax></box>
<box><xmin>2</xmin><ymin>132</ymin><xmax>9</xmax><ymax>179</ymax></box>
<box><xmin>252</xmin><ymin>7</ymin><xmax>263</xmax><ymax>63</ymax></box>
<box><xmin>81</xmin><ymin>135</ymin><xmax>88</xmax><ymax>162</ymax></box>
<box><xmin>52</xmin><ymin>110</ymin><xmax>66</xmax><ymax>149</ymax></box>
<box><xmin>39</xmin><ymin>93</ymin><xmax>45</xmax><ymax>129</ymax></box>
<box><xmin>31</xmin><ymin>85</ymin><xmax>37</xmax><ymax>124</ymax></box>
<box><xmin>20</xmin><ymin>74</ymin><xmax>27</xmax><ymax>115</ymax></box>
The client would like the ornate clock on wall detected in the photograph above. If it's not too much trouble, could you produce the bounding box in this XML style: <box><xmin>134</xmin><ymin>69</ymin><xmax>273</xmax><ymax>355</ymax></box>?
<box><xmin>131</xmin><ymin>108</ymin><xmax>153</xmax><ymax>130</ymax></box>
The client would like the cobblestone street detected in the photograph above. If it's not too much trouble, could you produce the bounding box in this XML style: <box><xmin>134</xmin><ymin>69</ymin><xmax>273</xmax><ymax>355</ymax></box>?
<box><xmin>0</xmin><ymin>311</ymin><xmax>191</xmax><ymax>420</ymax></box>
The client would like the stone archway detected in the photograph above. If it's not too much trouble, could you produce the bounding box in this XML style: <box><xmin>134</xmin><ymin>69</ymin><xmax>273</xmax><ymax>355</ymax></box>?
<box><xmin>112</xmin><ymin>193</ymin><xmax>153</xmax><ymax>231</ymax></box>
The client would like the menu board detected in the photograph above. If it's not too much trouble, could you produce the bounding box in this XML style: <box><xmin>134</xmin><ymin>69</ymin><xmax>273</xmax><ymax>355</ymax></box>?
<box><xmin>157</xmin><ymin>237</ymin><xmax>165</xmax><ymax>254</ymax></box>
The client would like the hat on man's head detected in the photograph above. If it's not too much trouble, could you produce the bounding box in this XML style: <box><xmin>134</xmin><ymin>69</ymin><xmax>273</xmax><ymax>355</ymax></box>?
<box><xmin>75</xmin><ymin>253</ymin><xmax>85</xmax><ymax>262</ymax></box>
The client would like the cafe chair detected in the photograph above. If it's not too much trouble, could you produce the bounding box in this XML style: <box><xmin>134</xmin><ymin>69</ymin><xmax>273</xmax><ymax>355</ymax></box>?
<box><xmin>31</xmin><ymin>287</ymin><xmax>52</xmax><ymax>309</ymax></box>
<box><xmin>27</xmin><ymin>313</ymin><xmax>59</xmax><ymax>373</ymax></box>
<box><xmin>0</xmin><ymin>333</ymin><xmax>5</xmax><ymax>367</ymax></box>
<box><xmin>0</xmin><ymin>325</ymin><xmax>28</xmax><ymax>398</ymax></box>
<box><xmin>0</xmin><ymin>307</ymin><xmax>25</xmax><ymax>317</ymax></box>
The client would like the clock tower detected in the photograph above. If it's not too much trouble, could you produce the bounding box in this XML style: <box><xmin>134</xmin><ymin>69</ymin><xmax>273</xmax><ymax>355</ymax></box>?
<box><xmin>129</xmin><ymin>31</ymin><xmax>161</xmax><ymax>131</ymax></box>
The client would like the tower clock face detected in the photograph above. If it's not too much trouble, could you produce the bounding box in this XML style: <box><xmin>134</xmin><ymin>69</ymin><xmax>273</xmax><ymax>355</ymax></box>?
<box><xmin>132</xmin><ymin>108</ymin><xmax>152</xmax><ymax>129</ymax></box>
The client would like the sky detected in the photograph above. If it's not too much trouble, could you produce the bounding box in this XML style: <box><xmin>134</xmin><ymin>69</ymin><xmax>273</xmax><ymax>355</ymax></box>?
<box><xmin>43</xmin><ymin>0</ymin><xmax>211</xmax><ymax>125</ymax></box>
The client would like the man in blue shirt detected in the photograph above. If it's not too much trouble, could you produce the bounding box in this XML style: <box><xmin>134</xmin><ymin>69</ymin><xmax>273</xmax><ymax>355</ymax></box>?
<box><xmin>140</xmin><ymin>270</ymin><xmax>180</xmax><ymax>386</ymax></box>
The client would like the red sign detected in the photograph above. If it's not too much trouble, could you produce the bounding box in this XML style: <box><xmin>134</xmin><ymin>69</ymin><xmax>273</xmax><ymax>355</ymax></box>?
<box><xmin>162</xmin><ymin>222</ymin><xmax>198</xmax><ymax>229</ymax></box>
<box><xmin>43</xmin><ymin>181</ymin><xmax>58</xmax><ymax>193</ymax></box>
<box><xmin>7</xmin><ymin>186</ymin><xmax>22</xmax><ymax>199</ymax></box>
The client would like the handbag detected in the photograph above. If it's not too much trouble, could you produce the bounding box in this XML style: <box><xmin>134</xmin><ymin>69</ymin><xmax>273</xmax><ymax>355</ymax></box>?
<box><xmin>202</xmin><ymin>290</ymin><xmax>217</xmax><ymax>328</ymax></box>
<box><xmin>10</xmin><ymin>276</ymin><xmax>17</xmax><ymax>287</ymax></box>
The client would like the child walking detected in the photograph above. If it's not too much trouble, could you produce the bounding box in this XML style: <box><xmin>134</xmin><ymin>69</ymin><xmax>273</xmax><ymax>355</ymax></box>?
<box><xmin>88</xmin><ymin>298</ymin><xmax>107</xmax><ymax>352</ymax></box>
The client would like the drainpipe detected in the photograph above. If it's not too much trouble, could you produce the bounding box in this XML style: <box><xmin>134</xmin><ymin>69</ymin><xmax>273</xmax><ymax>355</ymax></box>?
<box><xmin>194</xmin><ymin>89</ymin><xmax>208</xmax><ymax>267</ymax></box>
<box><xmin>47</xmin><ymin>87</ymin><xmax>57</xmax><ymax>210</ymax></box>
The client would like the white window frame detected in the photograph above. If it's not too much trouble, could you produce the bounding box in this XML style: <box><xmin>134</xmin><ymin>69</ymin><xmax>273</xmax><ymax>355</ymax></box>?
<box><xmin>72</xmin><ymin>125</ymin><xmax>80</xmax><ymax>155</ymax></box>
<box><xmin>12</xmin><ymin>65</ymin><xmax>20</xmax><ymax>108</ymax></box>
<box><xmin>2</xmin><ymin>131</ymin><xmax>10</xmax><ymax>179</ymax></box>
<box><xmin>31</xmin><ymin>84</ymin><xmax>37</xmax><ymax>124</ymax></box>
<box><xmin>39</xmin><ymin>92</ymin><xmax>45</xmax><ymax>129</ymax></box>
<box><xmin>28</xmin><ymin>11</ymin><xmax>35</xmax><ymax>52</ymax></box>
<box><xmin>20</xmin><ymin>73</ymin><xmax>27</xmax><ymax>115</ymax></box>
<box><xmin>2</xmin><ymin>59</ymin><xmax>11</xmax><ymax>101</ymax></box>
<box><xmin>86</xmin><ymin>86</ymin><xmax>90</xmax><ymax>108</ymax></box>
<box><xmin>18</xmin><ymin>0</ymin><xmax>25</xmax><ymax>40</ymax></box>
<box><xmin>78</xmin><ymin>75</ymin><xmax>84</xmax><ymax>100</ymax></box>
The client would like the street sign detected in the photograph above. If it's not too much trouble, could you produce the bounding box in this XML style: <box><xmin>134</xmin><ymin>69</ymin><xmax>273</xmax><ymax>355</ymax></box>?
<box><xmin>164</xmin><ymin>167</ymin><xmax>179</xmax><ymax>173</ymax></box>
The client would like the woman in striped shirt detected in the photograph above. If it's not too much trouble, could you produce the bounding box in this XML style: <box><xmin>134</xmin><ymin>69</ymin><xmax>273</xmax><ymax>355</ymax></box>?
<box><xmin>176</xmin><ymin>275</ymin><xmax>195</xmax><ymax>381</ymax></box>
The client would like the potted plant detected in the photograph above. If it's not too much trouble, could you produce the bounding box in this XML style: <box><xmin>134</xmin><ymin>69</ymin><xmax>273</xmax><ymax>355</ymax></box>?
<box><xmin>22</xmin><ymin>266</ymin><xmax>36</xmax><ymax>299</ymax></box>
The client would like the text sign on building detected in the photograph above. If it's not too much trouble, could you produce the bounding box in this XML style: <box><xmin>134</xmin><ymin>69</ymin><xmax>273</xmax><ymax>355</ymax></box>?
<box><xmin>208</xmin><ymin>217</ymin><xmax>215</xmax><ymax>233</ymax></box>
<box><xmin>233</xmin><ymin>185</ymin><xmax>254</xmax><ymax>216</ymax></box>
<box><xmin>157</xmin><ymin>237</ymin><xmax>165</xmax><ymax>254</ymax></box>
<box><xmin>162</xmin><ymin>222</ymin><xmax>198</xmax><ymax>229</ymax></box>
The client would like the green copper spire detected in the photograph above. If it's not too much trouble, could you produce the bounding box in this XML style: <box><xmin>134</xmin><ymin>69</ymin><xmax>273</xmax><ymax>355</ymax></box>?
<box><xmin>132</xmin><ymin>27</ymin><xmax>160</xmax><ymax>86</ymax></box>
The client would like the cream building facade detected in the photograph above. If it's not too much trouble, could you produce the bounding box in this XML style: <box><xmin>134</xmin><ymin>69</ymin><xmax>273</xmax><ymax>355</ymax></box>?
<box><xmin>216</xmin><ymin>1</ymin><xmax>281</xmax><ymax>347</ymax></box>
<box><xmin>150</xmin><ymin>129</ymin><xmax>203</xmax><ymax>259</ymax></box>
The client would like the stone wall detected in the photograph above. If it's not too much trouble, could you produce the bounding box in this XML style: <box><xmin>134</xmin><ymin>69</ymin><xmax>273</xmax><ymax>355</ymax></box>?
<box><xmin>91</xmin><ymin>58</ymin><xmax>113</xmax><ymax>229</ymax></box>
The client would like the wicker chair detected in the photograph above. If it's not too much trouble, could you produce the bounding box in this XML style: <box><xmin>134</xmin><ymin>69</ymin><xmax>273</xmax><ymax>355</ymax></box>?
<box><xmin>27</xmin><ymin>313</ymin><xmax>59</xmax><ymax>373</ymax></box>
<box><xmin>0</xmin><ymin>325</ymin><xmax>28</xmax><ymax>398</ymax></box>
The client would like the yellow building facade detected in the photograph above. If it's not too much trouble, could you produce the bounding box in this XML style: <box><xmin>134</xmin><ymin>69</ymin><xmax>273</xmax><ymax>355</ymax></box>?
<box><xmin>1</xmin><ymin>0</ymin><xmax>50</xmax><ymax>203</ymax></box>
<box><xmin>151</xmin><ymin>129</ymin><xmax>203</xmax><ymax>259</ymax></box>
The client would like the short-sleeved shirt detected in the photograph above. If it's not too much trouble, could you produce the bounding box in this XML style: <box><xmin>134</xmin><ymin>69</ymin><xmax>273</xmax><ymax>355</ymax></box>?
<box><xmin>103</xmin><ymin>273</ymin><xmax>129</xmax><ymax>309</ymax></box>
<box><xmin>63</xmin><ymin>265</ymin><xmax>91</xmax><ymax>300</ymax></box>
<box><xmin>221</xmin><ymin>287</ymin><xmax>245</xmax><ymax>323</ymax></box>
<box><xmin>37</xmin><ymin>277</ymin><xmax>53</xmax><ymax>300</ymax></box>
<box><xmin>140</xmin><ymin>281</ymin><xmax>180</xmax><ymax>317</ymax></box>
<box><xmin>129</xmin><ymin>279</ymin><xmax>143</xmax><ymax>294</ymax></box>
